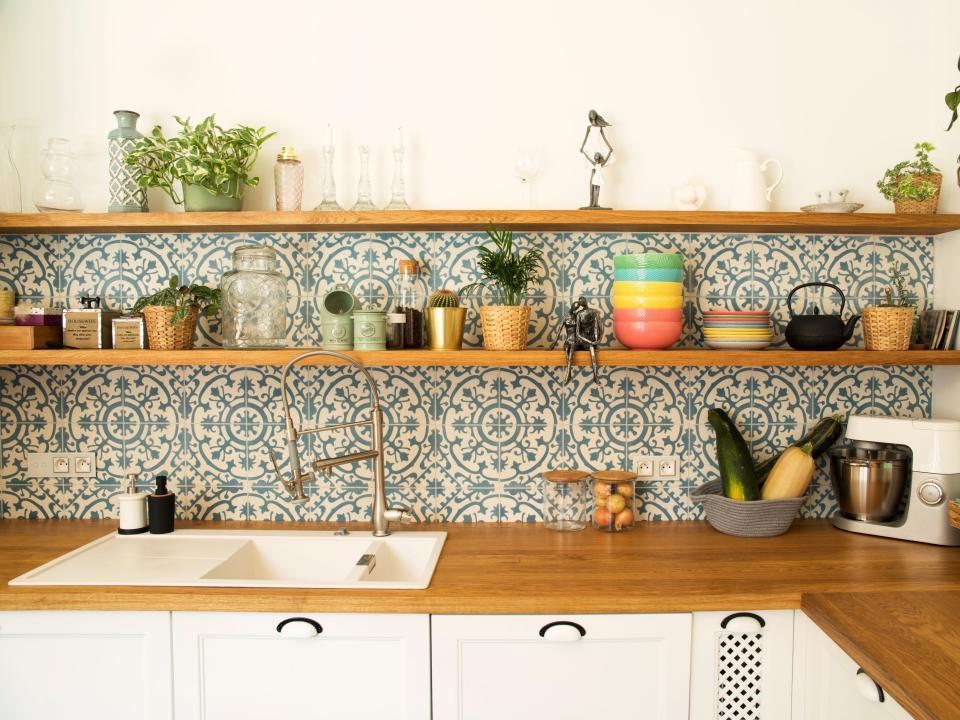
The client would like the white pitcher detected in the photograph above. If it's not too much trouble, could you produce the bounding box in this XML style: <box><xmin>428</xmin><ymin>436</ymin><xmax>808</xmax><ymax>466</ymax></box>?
<box><xmin>728</xmin><ymin>148</ymin><xmax>783</xmax><ymax>211</ymax></box>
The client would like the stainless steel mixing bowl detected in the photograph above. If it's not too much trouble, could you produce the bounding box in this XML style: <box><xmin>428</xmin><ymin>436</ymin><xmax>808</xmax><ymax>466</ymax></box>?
<box><xmin>828</xmin><ymin>444</ymin><xmax>910</xmax><ymax>521</ymax></box>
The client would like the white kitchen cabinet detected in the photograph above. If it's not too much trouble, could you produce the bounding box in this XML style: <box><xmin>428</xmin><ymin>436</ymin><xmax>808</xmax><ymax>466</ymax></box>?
<box><xmin>792</xmin><ymin>612</ymin><xmax>913</xmax><ymax>720</ymax></box>
<box><xmin>431</xmin><ymin>613</ymin><xmax>692</xmax><ymax>720</ymax></box>
<box><xmin>0</xmin><ymin>611</ymin><xmax>172</xmax><ymax>720</ymax></box>
<box><xmin>690</xmin><ymin>609</ymin><xmax>795</xmax><ymax>720</ymax></box>
<box><xmin>171</xmin><ymin>611</ymin><xmax>430</xmax><ymax>720</ymax></box>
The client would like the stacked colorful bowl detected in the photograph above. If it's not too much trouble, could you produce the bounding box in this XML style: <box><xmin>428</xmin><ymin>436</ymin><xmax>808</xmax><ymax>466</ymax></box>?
<box><xmin>612</xmin><ymin>253</ymin><xmax>684</xmax><ymax>349</ymax></box>
<box><xmin>702</xmin><ymin>310</ymin><xmax>772</xmax><ymax>349</ymax></box>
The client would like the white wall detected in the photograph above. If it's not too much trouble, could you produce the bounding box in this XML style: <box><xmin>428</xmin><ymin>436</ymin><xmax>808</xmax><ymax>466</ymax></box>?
<box><xmin>1</xmin><ymin>0</ymin><xmax>958</xmax><ymax>213</ymax></box>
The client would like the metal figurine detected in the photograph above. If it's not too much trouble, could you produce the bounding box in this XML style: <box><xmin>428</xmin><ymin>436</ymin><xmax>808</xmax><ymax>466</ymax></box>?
<box><xmin>549</xmin><ymin>296</ymin><xmax>604</xmax><ymax>385</ymax></box>
<box><xmin>579</xmin><ymin>109</ymin><xmax>615</xmax><ymax>210</ymax></box>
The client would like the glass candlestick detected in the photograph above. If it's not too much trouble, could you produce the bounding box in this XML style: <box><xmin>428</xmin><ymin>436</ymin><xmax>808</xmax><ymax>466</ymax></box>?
<box><xmin>315</xmin><ymin>145</ymin><xmax>342</xmax><ymax>211</ymax></box>
<box><xmin>385</xmin><ymin>126</ymin><xmax>410</xmax><ymax>210</ymax></box>
<box><xmin>352</xmin><ymin>145</ymin><xmax>376</xmax><ymax>210</ymax></box>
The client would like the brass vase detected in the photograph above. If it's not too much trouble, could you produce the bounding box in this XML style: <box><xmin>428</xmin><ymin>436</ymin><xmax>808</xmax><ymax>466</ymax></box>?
<box><xmin>425</xmin><ymin>307</ymin><xmax>466</xmax><ymax>350</ymax></box>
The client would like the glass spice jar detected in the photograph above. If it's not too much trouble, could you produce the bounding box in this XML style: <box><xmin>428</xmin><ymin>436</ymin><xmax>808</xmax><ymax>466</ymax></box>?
<box><xmin>385</xmin><ymin>311</ymin><xmax>406</xmax><ymax>349</ymax></box>
<box><xmin>542</xmin><ymin>470</ymin><xmax>589</xmax><ymax>531</ymax></box>
<box><xmin>394</xmin><ymin>259</ymin><xmax>424</xmax><ymax>348</ymax></box>
<box><xmin>274</xmin><ymin>146</ymin><xmax>304</xmax><ymax>211</ymax></box>
<box><xmin>220</xmin><ymin>244</ymin><xmax>288</xmax><ymax>348</ymax></box>
<box><xmin>591</xmin><ymin>470</ymin><xmax>637</xmax><ymax>532</ymax></box>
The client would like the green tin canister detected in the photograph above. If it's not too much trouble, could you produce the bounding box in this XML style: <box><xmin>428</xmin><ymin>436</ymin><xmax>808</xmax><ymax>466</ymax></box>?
<box><xmin>352</xmin><ymin>310</ymin><xmax>386</xmax><ymax>350</ymax></box>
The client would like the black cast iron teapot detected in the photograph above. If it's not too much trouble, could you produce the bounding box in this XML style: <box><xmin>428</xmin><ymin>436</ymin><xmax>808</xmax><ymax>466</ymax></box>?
<box><xmin>785</xmin><ymin>282</ymin><xmax>860</xmax><ymax>351</ymax></box>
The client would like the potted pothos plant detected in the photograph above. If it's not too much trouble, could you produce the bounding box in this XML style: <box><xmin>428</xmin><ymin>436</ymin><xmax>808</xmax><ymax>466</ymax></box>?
<box><xmin>862</xmin><ymin>259</ymin><xmax>916</xmax><ymax>352</ymax></box>
<box><xmin>945</xmin><ymin>53</ymin><xmax>960</xmax><ymax>187</ymax></box>
<box><xmin>876</xmin><ymin>142</ymin><xmax>942</xmax><ymax>215</ymax></box>
<box><xmin>125</xmin><ymin>115</ymin><xmax>275</xmax><ymax>212</ymax></box>
<box><xmin>459</xmin><ymin>225</ymin><xmax>543</xmax><ymax>350</ymax></box>
<box><xmin>132</xmin><ymin>275</ymin><xmax>222</xmax><ymax>350</ymax></box>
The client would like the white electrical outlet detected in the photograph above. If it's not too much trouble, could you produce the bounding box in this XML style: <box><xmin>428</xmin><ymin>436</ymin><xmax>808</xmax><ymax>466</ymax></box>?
<box><xmin>658</xmin><ymin>457</ymin><xmax>678</xmax><ymax>477</ymax></box>
<box><xmin>636</xmin><ymin>458</ymin><xmax>655</xmax><ymax>477</ymax></box>
<box><xmin>26</xmin><ymin>452</ymin><xmax>97</xmax><ymax>478</ymax></box>
<box><xmin>635</xmin><ymin>454</ymin><xmax>681</xmax><ymax>480</ymax></box>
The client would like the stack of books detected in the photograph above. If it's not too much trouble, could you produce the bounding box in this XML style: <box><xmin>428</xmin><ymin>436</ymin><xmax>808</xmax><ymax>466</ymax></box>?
<box><xmin>920</xmin><ymin>310</ymin><xmax>960</xmax><ymax>350</ymax></box>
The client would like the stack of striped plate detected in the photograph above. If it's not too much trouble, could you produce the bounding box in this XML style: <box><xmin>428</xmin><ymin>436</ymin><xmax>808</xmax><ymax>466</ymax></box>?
<box><xmin>702</xmin><ymin>310</ymin><xmax>772</xmax><ymax>350</ymax></box>
<box><xmin>612</xmin><ymin>253</ymin><xmax>684</xmax><ymax>349</ymax></box>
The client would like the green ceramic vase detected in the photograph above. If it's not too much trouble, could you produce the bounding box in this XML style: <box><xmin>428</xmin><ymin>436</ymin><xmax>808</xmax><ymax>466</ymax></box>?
<box><xmin>107</xmin><ymin>110</ymin><xmax>148</xmax><ymax>213</ymax></box>
<box><xmin>182</xmin><ymin>178</ymin><xmax>243</xmax><ymax>212</ymax></box>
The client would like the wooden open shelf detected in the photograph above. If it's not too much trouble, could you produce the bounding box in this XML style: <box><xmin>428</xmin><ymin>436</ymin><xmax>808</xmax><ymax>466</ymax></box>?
<box><xmin>0</xmin><ymin>348</ymin><xmax>958</xmax><ymax>367</ymax></box>
<box><xmin>2</xmin><ymin>210</ymin><xmax>960</xmax><ymax>236</ymax></box>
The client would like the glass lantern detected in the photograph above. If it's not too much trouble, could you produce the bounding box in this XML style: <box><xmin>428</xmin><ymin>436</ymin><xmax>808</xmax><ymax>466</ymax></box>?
<box><xmin>542</xmin><ymin>470</ymin><xmax>589</xmax><ymax>531</ymax></box>
<box><xmin>220</xmin><ymin>244</ymin><xmax>288</xmax><ymax>349</ymax></box>
<box><xmin>591</xmin><ymin>470</ymin><xmax>637</xmax><ymax>532</ymax></box>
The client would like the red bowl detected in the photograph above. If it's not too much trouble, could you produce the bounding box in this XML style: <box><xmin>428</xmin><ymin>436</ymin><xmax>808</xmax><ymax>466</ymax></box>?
<box><xmin>613</xmin><ymin>320</ymin><xmax>682</xmax><ymax>349</ymax></box>
<box><xmin>612</xmin><ymin>308</ymin><xmax>683</xmax><ymax>323</ymax></box>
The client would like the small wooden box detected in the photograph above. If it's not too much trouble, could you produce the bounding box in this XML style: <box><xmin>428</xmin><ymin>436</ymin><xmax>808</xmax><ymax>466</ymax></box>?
<box><xmin>0</xmin><ymin>325</ymin><xmax>63</xmax><ymax>350</ymax></box>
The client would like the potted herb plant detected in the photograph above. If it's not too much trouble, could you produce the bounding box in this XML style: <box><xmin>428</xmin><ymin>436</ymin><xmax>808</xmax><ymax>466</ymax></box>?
<box><xmin>132</xmin><ymin>275</ymin><xmax>222</xmax><ymax>350</ymax></box>
<box><xmin>862</xmin><ymin>259</ymin><xmax>915</xmax><ymax>351</ymax></box>
<box><xmin>876</xmin><ymin>142</ymin><xmax>942</xmax><ymax>215</ymax></box>
<box><xmin>125</xmin><ymin>115</ymin><xmax>275</xmax><ymax>212</ymax></box>
<box><xmin>459</xmin><ymin>225</ymin><xmax>543</xmax><ymax>350</ymax></box>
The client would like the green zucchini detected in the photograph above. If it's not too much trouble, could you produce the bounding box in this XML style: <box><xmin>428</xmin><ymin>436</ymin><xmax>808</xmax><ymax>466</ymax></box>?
<box><xmin>707</xmin><ymin>408</ymin><xmax>761</xmax><ymax>501</ymax></box>
<box><xmin>756</xmin><ymin>414</ymin><xmax>844</xmax><ymax>485</ymax></box>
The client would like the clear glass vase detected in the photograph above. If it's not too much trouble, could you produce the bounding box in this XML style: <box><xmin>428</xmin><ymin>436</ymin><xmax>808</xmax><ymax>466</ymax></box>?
<box><xmin>220</xmin><ymin>245</ymin><xmax>289</xmax><ymax>349</ymax></box>
<box><xmin>0</xmin><ymin>123</ymin><xmax>22</xmax><ymax>212</ymax></box>
<box><xmin>33</xmin><ymin>138</ymin><xmax>83</xmax><ymax>212</ymax></box>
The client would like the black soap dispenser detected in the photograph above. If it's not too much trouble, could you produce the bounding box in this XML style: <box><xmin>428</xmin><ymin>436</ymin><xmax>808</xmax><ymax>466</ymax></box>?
<box><xmin>147</xmin><ymin>474</ymin><xmax>175</xmax><ymax>534</ymax></box>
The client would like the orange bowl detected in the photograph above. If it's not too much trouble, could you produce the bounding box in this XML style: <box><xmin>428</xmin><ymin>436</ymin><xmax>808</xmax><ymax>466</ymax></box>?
<box><xmin>613</xmin><ymin>320</ymin><xmax>682</xmax><ymax>349</ymax></box>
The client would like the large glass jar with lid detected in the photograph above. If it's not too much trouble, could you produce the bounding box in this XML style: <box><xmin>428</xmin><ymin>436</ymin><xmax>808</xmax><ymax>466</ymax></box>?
<box><xmin>220</xmin><ymin>245</ymin><xmax>288</xmax><ymax>348</ymax></box>
<box><xmin>394</xmin><ymin>259</ymin><xmax>425</xmax><ymax>348</ymax></box>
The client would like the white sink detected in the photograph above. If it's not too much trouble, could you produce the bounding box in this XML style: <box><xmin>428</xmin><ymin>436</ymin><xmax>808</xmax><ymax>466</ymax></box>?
<box><xmin>8</xmin><ymin>529</ymin><xmax>447</xmax><ymax>589</ymax></box>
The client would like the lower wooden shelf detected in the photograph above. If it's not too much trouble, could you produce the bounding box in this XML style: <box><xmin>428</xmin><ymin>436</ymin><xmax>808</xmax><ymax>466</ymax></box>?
<box><xmin>0</xmin><ymin>348</ymin><xmax>957</xmax><ymax>367</ymax></box>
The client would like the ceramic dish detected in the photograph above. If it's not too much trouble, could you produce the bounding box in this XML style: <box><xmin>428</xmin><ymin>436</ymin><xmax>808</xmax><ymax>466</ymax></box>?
<box><xmin>614</xmin><ymin>253</ymin><xmax>684</xmax><ymax>270</ymax></box>
<box><xmin>799</xmin><ymin>202</ymin><xmax>864</xmax><ymax>214</ymax></box>
<box><xmin>705</xmin><ymin>339</ymin><xmax>771</xmax><ymax>350</ymax></box>
<box><xmin>612</xmin><ymin>280</ymin><xmax>683</xmax><ymax>296</ymax></box>
<box><xmin>612</xmin><ymin>295</ymin><xmax>684</xmax><ymax>310</ymax></box>
<box><xmin>613</xmin><ymin>268</ymin><xmax>684</xmax><ymax>282</ymax></box>
<box><xmin>613</xmin><ymin>320</ymin><xmax>682</xmax><ymax>349</ymax></box>
<box><xmin>702</xmin><ymin>311</ymin><xmax>770</xmax><ymax>317</ymax></box>
<box><xmin>612</xmin><ymin>308</ymin><xmax>683</xmax><ymax>322</ymax></box>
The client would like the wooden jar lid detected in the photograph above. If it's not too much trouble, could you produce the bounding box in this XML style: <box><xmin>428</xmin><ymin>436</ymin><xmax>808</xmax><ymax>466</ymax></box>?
<box><xmin>591</xmin><ymin>469</ymin><xmax>638</xmax><ymax>483</ymax></box>
<box><xmin>542</xmin><ymin>470</ymin><xmax>590</xmax><ymax>484</ymax></box>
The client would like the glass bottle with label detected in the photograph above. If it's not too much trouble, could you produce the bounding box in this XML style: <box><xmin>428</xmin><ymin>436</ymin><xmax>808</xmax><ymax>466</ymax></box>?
<box><xmin>394</xmin><ymin>259</ymin><xmax>424</xmax><ymax>348</ymax></box>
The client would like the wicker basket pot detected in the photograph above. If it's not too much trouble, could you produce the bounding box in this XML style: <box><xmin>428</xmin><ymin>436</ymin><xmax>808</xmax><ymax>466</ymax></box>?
<box><xmin>479</xmin><ymin>305</ymin><xmax>531</xmax><ymax>350</ymax></box>
<box><xmin>143</xmin><ymin>305</ymin><xmax>199</xmax><ymax>350</ymax></box>
<box><xmin>892</xmin><ymin>173</ymin><xmax>942</xmax><ymax>215</ymax></box>
<box><xmin>862</xmin><ymin>306</ymin><xmax>914</xmax><ymax>351</ymax></box>
<box><xmin>691</xmin><ymin>480</ymin><xmax>803</xmax><ymax>537</ymax></box>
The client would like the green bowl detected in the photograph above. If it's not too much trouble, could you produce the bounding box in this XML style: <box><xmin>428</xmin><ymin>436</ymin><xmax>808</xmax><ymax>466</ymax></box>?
<box><xmin>614</xmin><ymin>253</ymin><xmax>684</xmax><ymax>270</ymax></box>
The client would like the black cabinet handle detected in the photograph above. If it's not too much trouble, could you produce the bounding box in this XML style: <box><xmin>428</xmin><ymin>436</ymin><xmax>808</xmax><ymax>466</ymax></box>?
<box><xmin>276</xmin><ymin>617</ymin><xmax>323</xmax><ymax>636</ymax></box>
<box><xmin>538</xmin><ymin>621</ymin><xmax>586</xmax><ymax>639</ymax></box>
<box><xmin>720</xmin><ymin>612</ymin><xmax>766</xmax><ymax>629</ymax></box>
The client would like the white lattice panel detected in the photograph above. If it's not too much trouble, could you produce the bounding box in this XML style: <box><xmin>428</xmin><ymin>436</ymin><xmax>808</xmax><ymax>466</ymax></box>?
<box><xmin>716</xmin><ymin>632</ymin><xmax>763</xmax><ymax>719</ymax></box>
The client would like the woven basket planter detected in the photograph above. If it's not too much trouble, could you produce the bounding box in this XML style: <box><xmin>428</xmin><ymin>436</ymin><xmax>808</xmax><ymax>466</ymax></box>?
<box><xmin>691</xmin><ymin>480</ymin><xmax>803</xmax><ymax>537</ymax></box>
<box><xmin>950</xmin><ymin>499</ymin><xmax>960</xmax><ymax>531</ymax></box>
<box><xmin>862</xmin><ymin>306</ymin><xmax>914</xmax><ymax>351</ymax></box>
<box><xmin>143</xmin><ymin>305</ymin><xmax>198</xmax><ymax>350</ymax></box>
<box><xmin>479</xmin><ymin>305</ymin><xmax>531</xmax><ymax>350</ymax></box>
<box><xmin>892</xmin><ymin>173</ymin><xmax>942</xmax><ymax>214</ymax></box>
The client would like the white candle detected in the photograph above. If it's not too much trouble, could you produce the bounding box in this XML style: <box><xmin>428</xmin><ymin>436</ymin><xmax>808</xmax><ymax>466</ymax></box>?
<box><xmin>395</xmin><ymin>126</ymin><xmax>404</xmax><ymax>150</ymax></box>
<box><xmin>327</xmin><ymin>124</ymin><xmax>333</xmax><ymax>148</ymax></box>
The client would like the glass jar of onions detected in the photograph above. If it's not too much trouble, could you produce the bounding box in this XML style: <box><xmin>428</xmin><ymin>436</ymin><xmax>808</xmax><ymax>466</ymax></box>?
<box><xmin>591</xmin><ymin>470</ymin><xmax>637</xmax><ymax>532</ymax></box>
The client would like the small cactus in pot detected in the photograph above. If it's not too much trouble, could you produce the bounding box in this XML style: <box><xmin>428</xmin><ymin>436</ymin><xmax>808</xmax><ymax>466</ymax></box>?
<box><xmin>428</xmin><ymin>289</ymin><xmax>460</xmax><ymax>308</ymax></box>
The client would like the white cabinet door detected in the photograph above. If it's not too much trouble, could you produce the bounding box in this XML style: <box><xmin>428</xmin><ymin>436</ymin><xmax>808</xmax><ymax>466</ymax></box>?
<box><xmin>172</xmin><ymin>612</ymin><xmax>430</xmax><ymax>720</ymax></box>
<box><xmin>690</xmin><ymin>609</ymin><xmax>795</xmax><ymax>720</ymax></box>
<box><xmin>431</xmin><ymin>613</ymin><xmax>692</xmax><ymax>720</ymax></box>
<box><xmin>0</xmin><ymin>611</ymin><xmax>172</xmax><ymax>720</ymax></box>
<box><xmin>793</xmin><ymin>612</ymin><xmax>913</xmax><ymax>720</ymax></box>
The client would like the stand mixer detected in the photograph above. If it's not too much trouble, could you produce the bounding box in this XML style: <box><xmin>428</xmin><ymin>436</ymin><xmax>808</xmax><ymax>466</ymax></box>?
<box><xmin>828</xmin><ymin>415</ymin><xmax>960</xmax><ymax>546</ymax></box>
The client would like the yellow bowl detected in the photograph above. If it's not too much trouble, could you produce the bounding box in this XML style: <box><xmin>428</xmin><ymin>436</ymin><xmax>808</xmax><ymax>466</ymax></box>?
<box><xmin>612</xmin><ymin>295</ymin><xmax>684</xmax><ymax>309</ymax></box>
<box><xmin>612</xmin><ymin>280</ymin><xmax>683</xmax><ymax>297</ymax></box>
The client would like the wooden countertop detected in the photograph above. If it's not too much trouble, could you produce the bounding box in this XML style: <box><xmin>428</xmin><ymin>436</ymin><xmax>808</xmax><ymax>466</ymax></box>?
<box><xmin>2</xmin><ymin>519</ymin><xmax>960</xmax><ymax>613</ymax></box>
<box><xmin>803</xmin><ymin>591</ymin><xmax>960</xmax><ymax>720</ymax></box>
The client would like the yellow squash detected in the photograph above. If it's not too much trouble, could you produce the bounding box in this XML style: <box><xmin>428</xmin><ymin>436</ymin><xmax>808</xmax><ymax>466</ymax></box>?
<box><xmin>761</xmin><ymin>442</ymin><xmax>815</xmax><ymax>499</ymax></box>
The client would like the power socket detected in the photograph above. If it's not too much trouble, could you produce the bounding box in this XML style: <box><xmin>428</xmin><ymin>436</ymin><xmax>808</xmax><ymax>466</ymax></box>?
<box><xmin>634</xmin><ymin>455</ymin><xmax>681</xmax><ymax>480</ymax></box>
<box><xmin>26</xmin><ymin>452</ymin><xmax>97</xmax><ymax>478</ymax></box>
<box><xmin>636</xmin><ymin>459</ymin><xmax>655</xmax><ymax>477</ymax></box>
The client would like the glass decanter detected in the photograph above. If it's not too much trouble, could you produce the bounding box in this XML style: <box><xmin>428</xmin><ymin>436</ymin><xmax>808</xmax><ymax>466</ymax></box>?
<box><xmin>0</xmin><ymin>123</ymin><xmax>22</xmax><ymax>212</ymax></box>
<box><xmin>352</xmin><ymin>144</ymin><xmax>376</xmax><ymax>210</ymax></box>
<box><xmin>33</xmin><ymin>138</ymin><xmax>83</xmax><ymax>212</ymax></box>
<box><xmin>385</xmin><ymin>127</ymin><xmax>410</xmax><ymax>210</ymax></box>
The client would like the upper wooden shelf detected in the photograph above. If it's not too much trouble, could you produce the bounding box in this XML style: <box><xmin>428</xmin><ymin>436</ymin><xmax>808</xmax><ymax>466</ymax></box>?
<box><xmin>0</xmin><ymin>348</ymin><xmax>958</xmax><ymax>367</ymax></box>
<box><xmin>1</xmin><ymin>210</ymin><xmax>959</xmax><ymax>235</ymax></box>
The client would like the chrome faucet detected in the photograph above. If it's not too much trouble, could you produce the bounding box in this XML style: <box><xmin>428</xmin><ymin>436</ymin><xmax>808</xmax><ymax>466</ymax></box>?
<box><xmin>269</xmin><ymin>350</ymin><xmax>411</xmax><ymax>536</ymax></box>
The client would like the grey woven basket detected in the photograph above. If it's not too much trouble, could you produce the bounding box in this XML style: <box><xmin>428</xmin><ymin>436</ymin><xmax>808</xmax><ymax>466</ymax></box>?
<box><xmin>691</xmin><ymin>480</ymin><xmax>803</xmax><ymax>537</ymax></box>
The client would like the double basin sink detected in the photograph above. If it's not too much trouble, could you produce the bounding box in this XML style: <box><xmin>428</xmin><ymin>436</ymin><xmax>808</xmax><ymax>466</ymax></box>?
<box><xmin>10</xmin><ymin>529</ymin><xmax>447</xmax><ymax>589</ymax></box>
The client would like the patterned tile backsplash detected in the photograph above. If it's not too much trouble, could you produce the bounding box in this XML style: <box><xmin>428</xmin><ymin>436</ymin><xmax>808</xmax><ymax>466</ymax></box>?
<box><xmin>0</xmin><ymin>231</ymin><xmax>935</xmax><ymax>522</ymax></box>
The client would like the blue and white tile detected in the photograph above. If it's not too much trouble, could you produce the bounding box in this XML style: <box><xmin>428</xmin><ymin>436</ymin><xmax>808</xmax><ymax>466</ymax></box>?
<box><xmin>746</xmin><ymin>234</ymin><xmax>816</xmax><ymax>299</ymax></box>
<box><xmin>0</xmin><ymin>234</ymin><xmax>60</xmax><ymax>300</ymax></box>
<box><xmin>361</xmin><ymin>232</ymin><xmax>433</xmax><ymax>307</ymax></box>
<box><xmin>687</xmin><ymin>234</ymin><xmax>753</xmax><ymax>305</ymax></box>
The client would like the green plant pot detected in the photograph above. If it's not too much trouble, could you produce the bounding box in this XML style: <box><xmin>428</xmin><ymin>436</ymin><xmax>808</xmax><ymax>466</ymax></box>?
<box><xmin>182</xmin><ymin>180</ymin><xmax>243</xmax><ymax>212</ymax></box>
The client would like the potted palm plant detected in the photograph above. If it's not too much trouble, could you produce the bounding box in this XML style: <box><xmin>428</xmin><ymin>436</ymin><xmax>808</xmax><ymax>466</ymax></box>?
<box><xmin>132</xmin><ymin>275</ymin><xmax>222</xmax><ymax>350</ymax></box>
<box><xmin>460</xmin><ymin>225</ymin><xmax>543</xmax><ymax>350</ymax></box>
<box><xmin>125</xmin><ymin>115</ymin><xmax>275</xmax><ymax>211</ymax></box>
<box><xmin>876</xmin><ymin>142</ymin><xmax>942</xmax><ymax>214</ymax></box>
<box><xmin>862</xmin><ymin>260</ymin><xmax>915</xmax><ymax>351</ymax></box>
